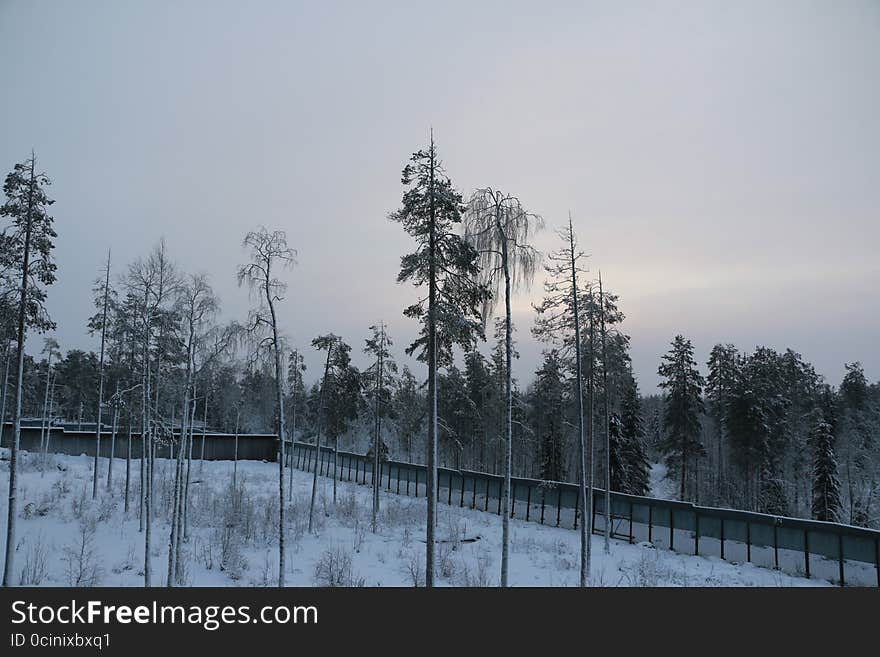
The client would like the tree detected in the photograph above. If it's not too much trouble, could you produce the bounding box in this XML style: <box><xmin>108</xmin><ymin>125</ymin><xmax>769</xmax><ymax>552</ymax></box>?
<box><xmin>392</xmin><ymin>366</ymin><xmax>423</xmax><ymax>463</ymax></box>
<box><xmin>286</xmin><ymin>348</ymin><xmax>306</xmax><ymax>501</ymax></box>
<box><xmin>614</xmin><ymin>377</ymin><xmax>651</xmax><ymax>496</ymax></box>
<box><xmin>364</xmin><ymin>322</ymin><xmax>396</xmax><ymax>532</ymax></box>
<box><xmin>529</xmin><ymin>350</ymin><xmax>567</xmax><ymax>482</ymax></box>
<box><xmin>167</xmin><ymin>273</ymin><xmax>220</xmax><ymax>586</ymax></box>
<box><xmin>320</xmin><ymin>337</ymin><xmax>361</xmax><ymax>503</ymax></box>
<box><xmin>811</xmin><ymin>414</ymin><xmax>841</xmax><ymax>522</ymax></box>
<box><xmin>37</xmin><ymin>337</ymin><xmax>60</xmax><ymax>469</ymax></box>
<box><xmin>532</xmin><ymin>218</ymin><xmax>591</xmax><ymax>585</ymax></box>
<box><xmin>464</xmin><ymin>187</ymin><xmax>541</xmax><ymax>587</ymax></box>
<box><xmin>1</xmin><ymin>154</ymin><xmax>57</xmax><ymax>587</ymax></box>
<box><xmin>390</xmin><ymin>135</ymin><xmax>489</xmax><ymax>586</ymax></box>
<box><xmin>308</xmin><ymin>334</ymin><xmax>337</xmax><ymax>533</ymax></box>
<box><xmin>91</xmin><ymin>250</ymin><xmax>112</xmax><ymax>498</ymax></box>
<box><xmin>706</xmin><ymin>343</ymin><xmax>739</xmax><ymax>503</ymax></box>
<box><xmin>658</xmin><ymin>335</ymin><xmax>705</xmax><ymax>501</ymax></box>
<box><xmin>840</xmin><ymin>362</ymin><xmax>868</xmax><ymax>412</ymax></box>
<box><xmin>237</xmin><ymin>227</ymin><xmax>295</xmax><ymax>587</ymax></box>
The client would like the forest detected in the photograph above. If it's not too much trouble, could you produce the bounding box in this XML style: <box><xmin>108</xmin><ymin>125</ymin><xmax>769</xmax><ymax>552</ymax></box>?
<box><xmin>1</xmin><ymin>143</ymin><xmax>878</xmax><ymax>588</ymax></box>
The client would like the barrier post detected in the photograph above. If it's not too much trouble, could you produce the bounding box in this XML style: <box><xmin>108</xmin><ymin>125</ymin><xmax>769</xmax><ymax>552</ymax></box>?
<box><xmin>804</xmin><ymin>529</ymin><xmax>810</xmax><ymax>579</ymax></box>
<box><xmin>526</xmin><ymin>486</ymin><xmax>531</xmax><ymax>522</ymax></box>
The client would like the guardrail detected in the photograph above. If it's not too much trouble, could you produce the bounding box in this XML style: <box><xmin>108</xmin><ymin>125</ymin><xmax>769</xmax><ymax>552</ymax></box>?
<box><xmin>290</xmin><ymin>440</ymin><xmax>880</xmax><ymax>587</ymax></box>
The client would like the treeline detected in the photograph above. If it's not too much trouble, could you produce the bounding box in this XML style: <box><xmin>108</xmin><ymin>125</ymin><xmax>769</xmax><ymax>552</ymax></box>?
<box><xmin>643</xmin><ymin>339</ymin><xmax>878</xmax><ymax>528</ymax></box>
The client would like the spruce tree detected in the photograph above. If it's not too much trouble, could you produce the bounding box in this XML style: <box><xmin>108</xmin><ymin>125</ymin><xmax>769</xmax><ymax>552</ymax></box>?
<box><xmin>657</xmin><ymin>335</ymin><xmax>705</xmax><ymax>501</ymax></box>
<box><xmin>618</xmin><ymin>377</ymin><xmax>651</xmax><ymax>496</ymax></box>
<box><xmin>811</xmin><ymin>415</ymin><xmax>841</xmax><ymax>522</ymax></box>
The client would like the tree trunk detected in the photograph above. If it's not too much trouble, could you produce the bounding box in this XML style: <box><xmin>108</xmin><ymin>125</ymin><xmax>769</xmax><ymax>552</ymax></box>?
<box><xmin>0</xmin><ymin>344</ymin><xmax>9</xmax><ymax>451</ymax></box>
<box><xmin>125</xmin><ymin>415</ymin><xmax>132</xmax><ymax>513</ymax></box>
<box><xmin>93</xmin><ymin>250</ymin><xmax>111</xmax><ymax>499</ymax></box>
<box><xmin>599</xmin><ymin>274</ymin><xmax>611</xmax><ymax>554</ymax></box>
<box><xmin>308</xmin><ymin>342</ymin><xmax>334</xmax><ymax>533</ymax></box>
<box><xmin>107</xmin><ymin>384</ymin><xmax>119</xmax><ymax>489</ymax></box>
<box><xmin>265</xmin><ymin>283</ymin><xmax>287</xmax><ymax>587</ymax></box>
<box><xmin>425</xmin><ymin>139</ymin><xmax>437</xmax><ymax>588</ymax></box>
<box><xmin>587</xmin><ymin>295</ymin><xmax>596</xmax><ymax>578</ymax></box>
<box><xmin>2</xmin><ymin>155</ymin><xmax>36</xmax><ymax>587</ymax></box>
<box><xmin>499</xmin><ymin>213</ymin><xmax>513</xmax><ymax>588</ymax></box>
<box><xmin>39</xmin><ymin>353</ymin><xmax>52</xmax><ymax>473</ymax></box>
<box><xmin>568</xmin><ymin>220</ymin><xmax>589</xmax><ymax>586</ymax></box>
<box><xmin>233</xmin><ymin>409</ymin><xmax>240</xmax><ymax>491</ymax></box>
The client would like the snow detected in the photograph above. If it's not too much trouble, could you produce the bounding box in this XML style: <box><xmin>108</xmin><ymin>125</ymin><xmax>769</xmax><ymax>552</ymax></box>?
<box><xmin>649</xmin><ymin>461</ymin><xmax>677</xmax><ymax>501</ymax></box>
<box><xmin>0</xmin><ymin>449</ymin><xmax>829</xmax><ymax>587</ymax></box>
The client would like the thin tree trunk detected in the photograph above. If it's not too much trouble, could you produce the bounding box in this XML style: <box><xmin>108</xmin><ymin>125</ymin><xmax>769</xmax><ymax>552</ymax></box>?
<box><xmin>107</xmin><ymin>384</ymin><xmax>119</xmax><ymax>489</ymax></box>
<box><xmin>167</xmin><ymin>368</ymin><xmax>191</xmax><ymax>587</ymax></box>
<box><xmin>233</xmin><ymin>409</ymin><xmax>240</xmax><ymax>491</ymax></box>
<box><xmin>0</xmin><ymin>345</ymin><xmax>9</xmax><ymax>451</ymax></box>
<box><xmin>93</xmin><ymin>249</ymin><xmax>111</xmax><ymax>499</ymax></box>
<box><xmin>587</xmin><ymin>293</ymin><xmax>596</xmax><ymax>578</ymax></box>
<box><xmin>288</xmin><ymin>375</ymin><xmax>296</xmax><ymax>501</ymax></box>
<box><xmin>499</xmin><ymin>213</ymin><xmax>513</xmax><ymax>587</ymax></box>
<box><xmin>372</xmin><ymin>325</ymin><xmax>384</xmax><ymax>533</ymax></box>
<box><xmin>599</xmin><ymin>273</ymin><xmax>611</xmax><ymax>554</ymax></box>
<box><xmin>425</xmin><ymin>137</ymin><xmax>438</xmax><ymax>588</ymax></box>
<box><xmin>183</xmin><ymin>389</ymin><xmax>196</xmax><ymax>541</ymax></box>
<box><xmin>332</xmin><ymin>435</ymin><xmax>338</xmax><ymax>504</ymax></box>
<box><xmin>42</xmin><ymin>374</ymin><xmax>57</xmax><ymax>470</ymax></box>
<box><xmin>199</xmin><ymin>393</ymin><xmax>207</xmax><ymax>471</ymax></box>
<box><xmin>39</xmin><ymin>354</ymin><xmax>52</xmax><ymax>473</ymax></box>
<box><xmin>308</xmin><ymin>343</ymin><xmax>334</xmax><ymax>533</ymax></box>
<box><xmin>125</xmin><ymin>414</ymin><xmax>132</xmax><ymax>513</ymax></box>
<box><xmin>2</xmin><ymin>154</ymin><xmax>35</xmax><ymax>587</ymax></box>
<box><xmin>568</xmin><ymin>220</ymin><xmax>589</xmax><ymax>586</ymax></box>
<box><xmin>264</xmin><ymin>277</ymin><xmax>287</xmax><ymax>587</ymax></box>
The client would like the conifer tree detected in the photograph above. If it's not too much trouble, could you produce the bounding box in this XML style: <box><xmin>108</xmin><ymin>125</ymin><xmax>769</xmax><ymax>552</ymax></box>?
<box><xmin>811</xmin><ymin>415</ymin><xmax>841</xmax><ymax>522</ymax></box>
<box><xmin>1</xmin><ymin>154</ymin><xmax>57</xmax><ymax>586</ymax></box>
<box><xmin>658</xmin><ymin>335</ymin><xmax>705</xmax><ymax>501</ymax></box>
<box><xmin>390</xmin><ymin>135</ymin><xmax>489</xmax><ymax>586</ymax></box>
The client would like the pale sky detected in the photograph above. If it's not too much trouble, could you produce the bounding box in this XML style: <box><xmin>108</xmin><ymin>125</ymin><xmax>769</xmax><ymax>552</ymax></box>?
<box><xmin>1</xmin><ymin>0</ymin><xmax>878</xmax><ymax>391</ymax></box>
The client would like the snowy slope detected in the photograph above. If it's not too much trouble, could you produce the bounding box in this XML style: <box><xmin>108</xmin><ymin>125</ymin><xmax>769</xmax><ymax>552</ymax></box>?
<box><xmin>0</xmin><ymin>449</ymin><xmax>829</xmax><ymax>587</ymax></box>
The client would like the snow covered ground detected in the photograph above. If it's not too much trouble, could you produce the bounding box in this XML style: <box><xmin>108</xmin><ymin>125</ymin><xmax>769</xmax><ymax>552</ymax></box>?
<box><xmin>0</xmin><ymin>449</ymin><xmax>829</xmax><ymax>587</ymax></box>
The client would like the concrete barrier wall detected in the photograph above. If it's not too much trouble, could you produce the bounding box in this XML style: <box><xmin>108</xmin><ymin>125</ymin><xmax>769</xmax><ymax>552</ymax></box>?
<box><xmin>1</xmin><ymin>422</ymin><xmax>278</xmax><ymax>461</ymax></box>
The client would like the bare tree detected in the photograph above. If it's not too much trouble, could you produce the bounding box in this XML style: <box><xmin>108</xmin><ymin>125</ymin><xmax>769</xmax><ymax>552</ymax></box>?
<box><xmin>464</xmin><ymin>187</ymin><xmax>542</xmax><ymax>587</ymax></box>
<box><xmin>238</xmin><ymin>227</ymin><xmax>296</xmax><ymax>587</ymax></box>
<box><xmin>532</xmin><ymin>219</ymin><xmax>593</xmax><ymax>584</ymax></box>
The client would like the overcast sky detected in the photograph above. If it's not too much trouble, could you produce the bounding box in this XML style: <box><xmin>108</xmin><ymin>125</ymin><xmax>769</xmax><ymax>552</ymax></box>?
<box><xmin>1</xmin><ymin>0</ymin><xmax>878</xmax><ymax>392</ymax></box>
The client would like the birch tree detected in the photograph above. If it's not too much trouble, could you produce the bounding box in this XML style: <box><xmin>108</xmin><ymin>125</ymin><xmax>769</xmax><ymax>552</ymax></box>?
<box><xmin>1</xmin><ymin>154</ymin><xmax>58</xmax><ymax>587</ymax></box>
<box><xmin>237</xmin><ymin>227</ymin><xmax>295</xmax><ymax>587</ymax></box>
<box><xmin>464</xmin><ymin>188</ymin><xmax>541</xmax><ymax>587</ymax></box>
<box><xmin>390</xmin><ymin>135</ymin><xmax>489</xmax><ymax>586</ymax></box>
